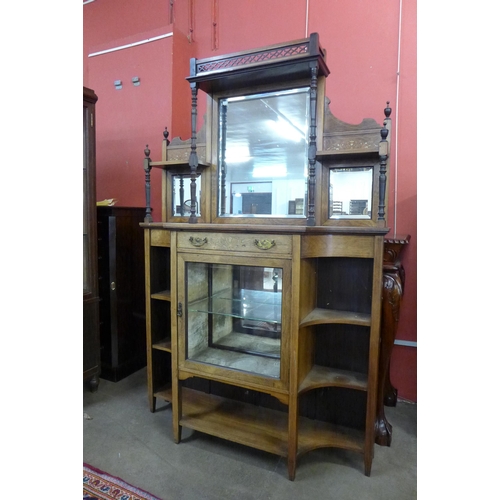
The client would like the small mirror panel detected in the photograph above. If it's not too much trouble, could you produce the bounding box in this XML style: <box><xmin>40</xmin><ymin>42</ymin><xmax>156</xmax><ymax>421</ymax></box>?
<box><xmin>172</xmin><ymin>174</ymin><xmax>201</xmax><ymax>217</ymax></box>
<box><xmin>218</xmin><ymin>88</ymin><xmax>309</xmax><ymax>218</ymax></box>
<box><xmin>329</xmin><ymin>167</ymin><xmax>373</xmax><ymax>219</ymax></box>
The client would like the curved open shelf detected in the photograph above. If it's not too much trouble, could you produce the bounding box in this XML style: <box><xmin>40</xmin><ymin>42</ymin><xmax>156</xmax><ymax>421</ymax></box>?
<box><xmin>151</xmin><ymin>289</ymin><xmax>171</xmax><ymax>301</ymax></box>
<box><xmin>299</xmin><ymin>365</ymin><xmax>368</xmax><ymax>394</ymax></box>
<box><xmin>152</xmin><ymin>338</ymin><xmax>172</xmax><ymax>352</ymax></box>
<box><xmin>297</xmin><ymin>419</ymin><xmax>365</xmax><ymax>456</ymax></box>
<box><xmin>153</xmin><ymin>385</ymin><xmax>172</xmax><ymax>403</ymax></box>
<box><xmin>179</xmin><ymin>387</ymin><xmax>364</xmax><ymax>458</ymax></box>
<box><xmin>300</xmin><ymin>308</ymin><xmax>370</xmax><ymax>327</ymax></box>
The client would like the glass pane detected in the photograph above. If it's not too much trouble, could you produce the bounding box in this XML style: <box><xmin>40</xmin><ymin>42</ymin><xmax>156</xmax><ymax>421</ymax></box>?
<box><xmin>172</xmin><ymin>174</ymin><xmax>201</xmax><ymax>217</ymax></box>
<box><xmin>329</xmin><ymin>167</ymin><xmax>373</xmax><ymax>219</ymax></box>
<box><xmin>185</xmin><ymin>262</ymin><xmax>282</xmax><ymax>379</ymax></box>
<box><xmin>218</xmin><ymin>88</ymin><xmax>309</xmax><ymax>218</ymax></box>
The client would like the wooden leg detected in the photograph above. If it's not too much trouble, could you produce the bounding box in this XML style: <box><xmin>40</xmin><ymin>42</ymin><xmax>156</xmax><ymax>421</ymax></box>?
<box><xmin>89</xmin><ymin>375</ymin><xmax>100</xmax><ymax>393</ymax></box>
<box><xmin>383</xmin><ymin>364</ymin><xmax>398</xmax><ymax>407</ymax></box>
<box><xmin>172</xmin><ymin>378</ymin><xmax>182</xmax><ymax>444</ymax></box>
<box><xmin>287</xmin><ymin>457</ymin><xmax>297</xmax><ymax>481</ymax></box>
<box><xmin>287</xmin><ymin>397</ymin><xmax>298</xmax><ymax>481</ymax></box>
<box><xmin>364</xmin><ymin>453</ymin><xmax>372</xmax><ymax>477</ymax></box>
<box><xmin>375</xmin><ymin>268</ymin><xmax>403</xmax><ymax>446</ymax></box>
<box><xmin>379</xmin><ymin>237</ymin><xmax>409</xmax><ymax>412</ymax></box>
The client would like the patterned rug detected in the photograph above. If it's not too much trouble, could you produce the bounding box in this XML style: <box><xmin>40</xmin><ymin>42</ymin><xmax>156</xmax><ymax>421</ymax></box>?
<box><xmin>84</xmin><ymin>463</ymin><xmax>162</xmax><ymax>500</ymax></box>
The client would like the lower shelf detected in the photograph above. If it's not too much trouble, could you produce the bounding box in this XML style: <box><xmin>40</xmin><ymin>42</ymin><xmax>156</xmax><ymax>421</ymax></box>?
<box><xmin>154</xmin><ymin>385</ymin><xmax>172</xmax><ymax>402</ymax></box>
<box><xmin>179</xmin><ymin>388</ymin><xmax>364</xmax><ymax>458</ymax></box>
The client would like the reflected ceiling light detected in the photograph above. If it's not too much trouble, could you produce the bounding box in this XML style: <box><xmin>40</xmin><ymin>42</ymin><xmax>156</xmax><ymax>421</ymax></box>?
<box><xmin>252</xmin><ymin>165</ymin><xmax>287</xmax><ymax>178</ymax></box>
<box><xmin>225</xmin><ymin>144</ymin><xmax>252</xmax><ymax>163</ymax></box>
<box><xmin>266</xmin><ymin>118</ymin><xmax>304</xmax><ymax>142</ymax></box>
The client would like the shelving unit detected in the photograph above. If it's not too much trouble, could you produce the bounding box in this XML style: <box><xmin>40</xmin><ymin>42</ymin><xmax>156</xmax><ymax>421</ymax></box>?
<box><xmin>144</xmin><ymin>229</ymin><xmax>173</xmax><ymax>411</ymax></box>
<box><xmin>140</xmin><ymin>33</ymin><xmax>392</xmax><ymax>480</ymax></box>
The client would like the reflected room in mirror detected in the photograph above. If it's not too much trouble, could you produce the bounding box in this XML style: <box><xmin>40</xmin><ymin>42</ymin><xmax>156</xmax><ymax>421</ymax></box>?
<box><xmin>218</xmin><ymin>88</ymin><xmax>309</xmax><ymax>218</ymax></box>
<box><xmin>172</xmin><ymin>174</ymin><xmax>202</xmax><ymax>217</ymax></box>
<box><xmin>329</xmin><ymin>167</ymin><xmax>373</xmax><ymax>219</ymax></box>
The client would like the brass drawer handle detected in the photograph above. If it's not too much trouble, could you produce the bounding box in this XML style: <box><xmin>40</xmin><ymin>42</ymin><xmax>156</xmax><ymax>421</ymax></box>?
<box><xmin>254</xmin><ymin>239</ymin><xmax>276</xmax><ymax>250</ymax></box>
<box><xmin>189</xmin><ymin>236</ymin><xmax>208</xmax><ymax>247</ymax></box>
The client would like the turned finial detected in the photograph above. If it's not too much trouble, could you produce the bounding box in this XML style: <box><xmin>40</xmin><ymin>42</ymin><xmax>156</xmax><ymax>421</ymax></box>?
<box><xmin>144</xmin><ymin>144</ymin><xmax>150</xmax><ymax>158</ymax></box>
<box><xmin>380</xmin><ymin>123</ymin><xmax>389</xmax><ymax>141</ymax></box>
<box><xmin>163</xmin><ymin>127</ymin><xmax>170</xmax><ymax>146</ymax></box>
<box><xmin>384</xmin><ymin>101</ymin><xmax>392</xmax><ymax>119</ymax></box>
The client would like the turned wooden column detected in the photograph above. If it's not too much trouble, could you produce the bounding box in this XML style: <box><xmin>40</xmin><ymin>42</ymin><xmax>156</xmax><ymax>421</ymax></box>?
<box><xmin>374</xmin><ymin>235</ymin><xmax>410</xmax><ymax>446</ymax></box>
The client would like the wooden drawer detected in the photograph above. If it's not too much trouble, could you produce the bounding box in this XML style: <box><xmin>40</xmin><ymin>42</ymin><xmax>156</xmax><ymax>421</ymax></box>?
<box><xmin>301</xmin><ymin>234</ymin><xmax>374</xmax><ymax>258</ymax></box>
<box><xmin>150</xmin><ymin>229</ymin><xmax>171</xmax><ymax>247</ymax></box>
<box><xmin>177</xmin><ymin>231</ymin><xmax>292</xmax><ymax>255</ymax></box>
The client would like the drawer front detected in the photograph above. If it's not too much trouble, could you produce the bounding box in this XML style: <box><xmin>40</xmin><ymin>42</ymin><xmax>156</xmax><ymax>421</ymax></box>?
<box><xmin>150</xmin><ymin>229</ymin><xmax>171</xmax><ymax>247</ymax></box>
<box><xmin>177</xmin><ymin>232</ymin><xmax>292</xmax><ymax>255</ymax></box>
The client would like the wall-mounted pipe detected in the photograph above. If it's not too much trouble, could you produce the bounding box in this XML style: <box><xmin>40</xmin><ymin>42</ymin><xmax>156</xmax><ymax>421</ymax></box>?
<box><xmin>305</xmin><ymin>0</ymin><xmax>310</xmax><ymax>38</ymax></box>
<box><xmin>393</xmin><ymin>0</ymin><xmax>403</xmax><ymax>235</ymax></box>
<box><xmin>88</xmin><ymin>32</ymin><xmax>173</xmax><ymax>58</ymax></box>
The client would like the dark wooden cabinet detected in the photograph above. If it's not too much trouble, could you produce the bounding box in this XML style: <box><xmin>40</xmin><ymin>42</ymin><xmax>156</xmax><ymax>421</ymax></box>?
<box><xmin>97</xmin><ymin>206</ymin><xmax>147</xmax><ymax>381</ymax></box>
<box><xmin>83</xmin><ymin>86</ymin><xmax>100</xmax><ymax>392</ymax></box>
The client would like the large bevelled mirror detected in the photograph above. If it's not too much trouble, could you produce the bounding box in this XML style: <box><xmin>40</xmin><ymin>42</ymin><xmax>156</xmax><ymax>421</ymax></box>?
<box><xmin>218</xmin><ymin>88</ymin><xmax>309</xmax><ymax>217</ymax></box>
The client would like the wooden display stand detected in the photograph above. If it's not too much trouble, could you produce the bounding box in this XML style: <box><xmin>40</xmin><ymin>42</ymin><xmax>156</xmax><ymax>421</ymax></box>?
<box><xmin>141</xmin><ymin>34</ymin><xmax>393</xmax><ymax>479</ymax></box>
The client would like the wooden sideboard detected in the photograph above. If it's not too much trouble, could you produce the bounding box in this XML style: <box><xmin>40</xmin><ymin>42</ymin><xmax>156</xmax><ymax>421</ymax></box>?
<box><xmin>140</xmin><ymin>34</ymin><xmax>401</xmax><ymax>479</ymax></box>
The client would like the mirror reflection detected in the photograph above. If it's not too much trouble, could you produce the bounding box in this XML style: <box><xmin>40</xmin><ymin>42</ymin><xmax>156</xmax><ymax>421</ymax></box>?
<box><xmin>172</xmin><ymin>174</ymin><xmax>201</xmax><ymax>217</ymax></box>
<box><xmin>329</xmin><ymin>167</ymin><xmax>373</xmax><ymax>219</ymax></box>
<box><xmin>218</xmin><ymin>88</ymin><xmax>309</xmax><ymax>217</ymax></box>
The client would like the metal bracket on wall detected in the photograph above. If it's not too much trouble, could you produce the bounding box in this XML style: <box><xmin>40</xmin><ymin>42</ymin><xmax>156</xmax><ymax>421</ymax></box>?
<box><xmin>114</xmin><ymin>80</ymin><xmax>122</xmax><ymax>90</ymax></box>
<box><xmin>132</xmin><ymin>76</ymin><xmax>140</xmax><ymax>86</ymax></box>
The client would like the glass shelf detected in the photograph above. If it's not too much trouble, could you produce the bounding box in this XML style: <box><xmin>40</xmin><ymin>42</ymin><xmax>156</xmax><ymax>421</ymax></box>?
<box><xmin>184</xmin><ymin>262</ymin><xmax>283</xmax><ymax>379</ymax></box>
<box><xmin>188</xmin><ymin>288</ymin><xmax>282</xmax><ymax>326</ymax></box>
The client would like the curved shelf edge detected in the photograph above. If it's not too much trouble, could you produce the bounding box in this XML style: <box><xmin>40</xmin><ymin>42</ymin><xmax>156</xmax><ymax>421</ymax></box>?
<box><xmin>297</xmin><ymin>420</ymin><xmax>365</xmax><ymax>456</ymax></box>
<box><xmin>298</xmin><ymin>365</ymin><xmax>368</xmax><ymax>394</ymax></box>
<box><xmin>150</xmin><ymin>160</ymin><xmax>211</xmax><ymax>169</ymax></box>
<box><xmin>152</xmin><ymin>339</ymin><xmax>172</xmax><ymax>352</ymax></box>
<box><xmin>154</xmin><ymin>385</ymin><xmax>172</xmax><ymax>402</ymax></box>
<box><xmin>300</xmin><ymin>308</ymin><xmax>371</xmax><ymax>327</ymax></box>
<box><xmin>151</xmin><ymin>290</ymin><xmax>171</xmax><ymax>301</ymax></box>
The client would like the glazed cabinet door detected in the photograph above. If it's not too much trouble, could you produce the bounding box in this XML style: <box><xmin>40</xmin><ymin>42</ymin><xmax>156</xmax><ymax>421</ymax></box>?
<box><xmin>176</xmin><ymin>252</ymin><xmax>292</xmax><ymax>395</ymax></box>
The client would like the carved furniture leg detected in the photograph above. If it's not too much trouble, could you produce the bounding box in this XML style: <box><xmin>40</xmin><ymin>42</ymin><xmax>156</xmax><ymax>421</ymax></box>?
<box><xmin>374</xmin><ymin>270</ymin><xmax>403</xmax><ymax>446</ymax></box>
<box><xmin>374</xmin><ymin>236</ymin><xmax>409</xmax><ymax>446</ymax></box>
<box><xmin>89</xmin><ymin>375</ymin><xmax>100</xmax><ymax>393</ymax></box>
<box><xmin>383</xmin><ymin>361</ymin><xmax>398</xmax><ymax>407</ymax></box>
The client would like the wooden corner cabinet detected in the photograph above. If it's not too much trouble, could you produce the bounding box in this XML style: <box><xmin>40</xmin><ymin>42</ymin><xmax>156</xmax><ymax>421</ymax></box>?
<box><xmin>83</xmin><ymin>86</ymin><xmax>100</xmax><ymax>392</ymax></box>
<box><xmin>141</xmin><ymin>34</ymin><xmax>393</xmax><ymax>480</ymax></box>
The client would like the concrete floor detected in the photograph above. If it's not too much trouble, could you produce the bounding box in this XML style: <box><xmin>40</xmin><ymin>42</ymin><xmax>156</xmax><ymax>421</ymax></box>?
<box><xmin>83</xmin><ymin>368</ymin><xmax>416</xmax><ymax>500</ymax></box>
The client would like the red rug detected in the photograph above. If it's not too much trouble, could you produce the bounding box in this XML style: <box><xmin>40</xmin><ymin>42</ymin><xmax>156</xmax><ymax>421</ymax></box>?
<box><xmin>83</xmin><ymin>463</ymin><xmax>162</xmax><ymax>500</ymax></box>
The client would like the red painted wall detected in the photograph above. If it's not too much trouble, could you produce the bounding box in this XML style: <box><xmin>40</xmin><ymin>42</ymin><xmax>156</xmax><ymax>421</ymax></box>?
<box><xmin>84</xmin><ymin>0</ymin><xmax>417</xmax><ymax>402</ymax></box>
